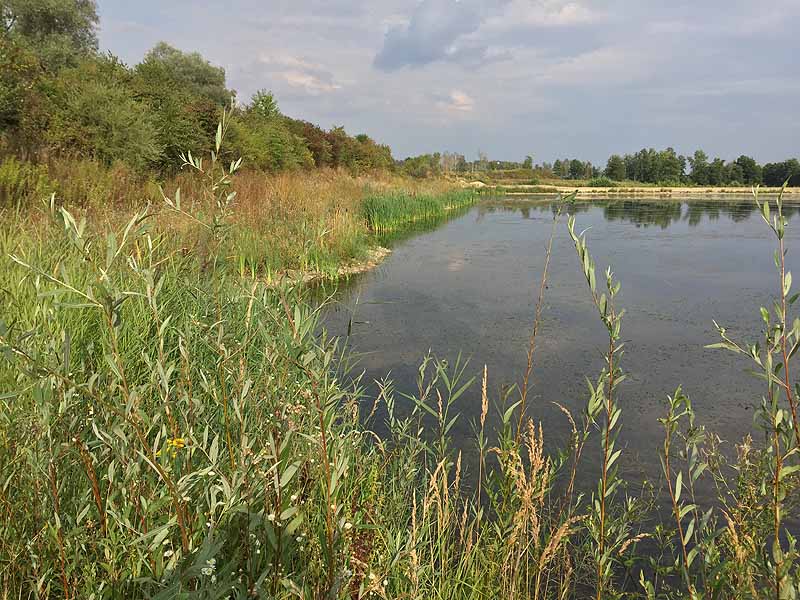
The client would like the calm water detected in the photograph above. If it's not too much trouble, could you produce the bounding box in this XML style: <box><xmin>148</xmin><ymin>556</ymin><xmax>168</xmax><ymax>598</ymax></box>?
<box><xmin>322</xmin><ymin>196</ymin><xmax>800</xmax><ymax>494</ymax></box>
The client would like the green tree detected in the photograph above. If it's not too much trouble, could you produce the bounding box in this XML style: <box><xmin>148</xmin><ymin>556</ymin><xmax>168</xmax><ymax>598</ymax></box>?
<box><xmin>45</xmin><ymin>56</ymin><xmax>162</xmax><ymax>169</ymax></box>
<box><xmin>1</xmin><ymin>0</ymin><xmax>98</xmax><ymax>70</ymax></box>
<box><xmin>688</xmin><ymin>150</ymin><xmax>709</xmax><ymax>185</ymax></box>
<box><xmin>522</xmin><ymin>155</ymin><xmax>533</xmax><ymax>169</ymax></box>
<box><xmin>763</xmin><ymin>159</ymin><xmax>800</xmax><ymax>187</ymax></box>
<box><xmin>250</xmin><ymin>89</ymin><xmax>279</xmax><ymax>119</ymax></box>
<box><xmin>285</xmin><ymin>118</ymin><xmax>333</xmax><ymax>167</ymax></box>
<box><xmin>569</xmin><ymin>158</ymin><xmax>585</xmax><ymax>179</ymax></box>
<box><xmin>707</xmin><ymin>157</ymin><xmax>727</xmax><ymax>185</ymax></box>
<box><xmin>734</xmin><ymin>155</ymin><xmax>762</xmax><ymax>185</ymax></box>
<box><xmin>0</xmin><ymin>35</ymin><xmax>40</xmax><ymax>133</ymax></box>
<box><xmin>140</xmin><ymin>42</ymin><xmax>229</xmax><ymax>106</ymax></box>
<box><xmin>132</xmin><ymin>57</ymin><xmax>218</xmax><ymax>171</ymax></box>
<box><xmin>604</xmin><ymin>154</ymin><xmax>626</xmax><ymax>181</ymax></box>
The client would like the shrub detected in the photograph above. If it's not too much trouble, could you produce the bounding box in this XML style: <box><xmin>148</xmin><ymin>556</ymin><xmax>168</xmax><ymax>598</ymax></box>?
<box><xmin>585</xmin><ymin>176</ymin><xmax>616</xmax><ymax>187</ymax></box>
<box><xmin>45</xmin><ymin>57</ymin><xmax>163</xmax><ymax>169</ymax></box>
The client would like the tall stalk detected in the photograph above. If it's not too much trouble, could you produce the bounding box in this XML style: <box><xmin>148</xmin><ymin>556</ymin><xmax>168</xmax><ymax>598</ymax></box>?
<box><xmin>567</xmin><ymin>211</ymin><xmax>626</xmax><ymax>599</ymax></box>
<box><xmin>517</xmin><ymin>200</ymin><xmax>566</xmax><ymax>444</ymax></box>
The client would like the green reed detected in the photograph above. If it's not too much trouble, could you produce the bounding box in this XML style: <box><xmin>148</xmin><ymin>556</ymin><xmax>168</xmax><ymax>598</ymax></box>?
<box><xmin>361</xmin><ymin>189</ymin><xmax>475</xmax><ymax>233</ymax></box>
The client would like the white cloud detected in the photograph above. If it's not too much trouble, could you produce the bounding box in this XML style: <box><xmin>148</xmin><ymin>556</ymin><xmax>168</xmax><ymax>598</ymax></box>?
<box><xmin>248</xmin><ymin>53</ymin><xmax>344</xmax><ymax>96</ymax></box>
<box><xmin>281</xmin><ymin>71</ymin><xmax>342</xmax><ymax>94</ymax></box>
<box><xmin>438</xmin><ymin>90</ymin><xmax>476</xmax><ymax>114</ymax></box>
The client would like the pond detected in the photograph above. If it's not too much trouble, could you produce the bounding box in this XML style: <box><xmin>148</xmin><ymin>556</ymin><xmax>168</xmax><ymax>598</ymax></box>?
<box><xmin>321</xmin><ymin>196</ymin><xmax>800</xmax><ymax>499</ymax></box>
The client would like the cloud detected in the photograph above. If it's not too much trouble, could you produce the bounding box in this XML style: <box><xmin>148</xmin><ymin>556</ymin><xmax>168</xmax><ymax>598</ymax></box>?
<box><xmin>437</xmin><ymin>90</ymin><xmax>476</xmax><ymax>114</ymax></box>
<box><xmin>374</xmin><ymin>0</ymin><xmax>510</xmax><ymax>71</ymax></box>
<box><xmin>538</xmin><ymin>45</ymin><xmax>653</xmax><ymax>86</ymax></box>
<box><xmin>246</xmin><ymin>54</ymin><xmax>344</xmax><ymax>96</ymax></box>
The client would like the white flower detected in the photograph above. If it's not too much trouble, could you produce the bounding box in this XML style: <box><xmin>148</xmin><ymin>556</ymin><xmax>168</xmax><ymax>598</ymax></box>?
<box><xmin>163</xmin><ymin>549</ymin><xmax>174</xmax><ymax>558</ymax></box>
<box><xmin>290</xmin><ymin>494</ymin><xmax>298</xmax><ymax>502</ymax></box>
<box><xmin>383</xmin><ymin>579</ymin><xmax>388</xmax><ymax>586</ymax></box>
<box><xmin>267</xmin><ymin>513</ymin><xmax>276</xmax><ymax>522</ymax></box>
<box><xmin>344</xmin><ymin>522</ymin><xmax>353</xmax><ymax>530</ymax></box>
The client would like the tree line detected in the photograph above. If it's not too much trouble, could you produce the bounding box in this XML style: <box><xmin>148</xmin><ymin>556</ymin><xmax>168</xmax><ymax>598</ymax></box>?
<box><xmin>0</xmin><ymin>0</ymin><xmax>394</xmax><ymax>175</ymax></box>
<box><xmin>2</xmin><ymin>1</ymin><xmax>798</xmax><ymax>186</ymax></box>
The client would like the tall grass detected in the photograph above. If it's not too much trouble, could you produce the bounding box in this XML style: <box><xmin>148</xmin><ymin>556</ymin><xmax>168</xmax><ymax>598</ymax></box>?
<box><xmin>361</xmin><ymin>189</ymin><xmax>475</xmax><ymax>232</ymax></box>
<box><xmin>1</xmin><ymin>118</ymin><xmax>799</xmax><ymax>598</ymax></box>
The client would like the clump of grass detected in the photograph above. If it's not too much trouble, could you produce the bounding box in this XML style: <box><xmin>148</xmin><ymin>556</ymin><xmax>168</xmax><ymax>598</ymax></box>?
<box><xmin>361</xmin><ymin>189</ymin><xmax>475</xmax><ymax>232</ymax></box>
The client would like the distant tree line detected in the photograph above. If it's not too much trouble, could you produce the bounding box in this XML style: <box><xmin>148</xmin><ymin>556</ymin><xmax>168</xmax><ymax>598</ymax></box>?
<box><xmin>599</xmin><ymin>149</ymin><xmax>800</xmax><ymax>187</ymax></box>
<box><xmin>400</xmin><ymin>147</ymin><xmax>800</xmax><ymax>186</ymax></box>
<box><xmin>0</xmin><ymin>0</ymin><xmax>394</xmax><ymax>174</ymax></box>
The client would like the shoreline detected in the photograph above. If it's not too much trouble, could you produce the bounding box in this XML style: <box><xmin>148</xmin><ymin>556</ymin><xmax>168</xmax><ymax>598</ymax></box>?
<box><xmin>265</xmin><ymin>246</ymin><xmax>392</xmax><ymax>288</ymax></box>
<box><xmin>467</xmin><ymin>182</ymin><xmax>800</xmax><ymax>196</ymax></box>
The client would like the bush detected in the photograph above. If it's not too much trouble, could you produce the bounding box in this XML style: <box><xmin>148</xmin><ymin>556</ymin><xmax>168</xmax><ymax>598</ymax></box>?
<box><xmin>228</xmin><ymin>115</ymin><xmax>314</xmax><ymax>172</ymax></box>
<box><xmin>45</xmin><ymin>57</ymin><xmax>163</xmax><ymax>170</ymax></box>
<box><xmin>585</xmin><ymin>176</ymin><xmax>616</xmax><ymax>187</ymax></box>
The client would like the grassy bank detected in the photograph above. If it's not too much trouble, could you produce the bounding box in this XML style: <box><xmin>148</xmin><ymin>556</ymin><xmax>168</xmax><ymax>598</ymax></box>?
<box><xmin>0</xmin><ymin>153</ymin><xmax>471</xmax><ymax>281</ymax></box>
<box><xmin>1</xmin><ymin>128</ymin><xmax>799</xmax><ymax>598</ymax></box>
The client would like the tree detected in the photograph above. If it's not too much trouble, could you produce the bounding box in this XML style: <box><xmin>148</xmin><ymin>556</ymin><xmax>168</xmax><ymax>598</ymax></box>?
<box><xmin>707</xmin><ymin>157</ymin><xmax>727</xmax><ymax>185</ymax></box>
<box><xmin>763</xmin><ymin>159</ymin><xmax>800</xmax><ymax>187</ymax></box>
<box><xmin>284</xmin><ymin>118</ymin><xmax>332</xmax><ymax>167</ymax></box>
<box><xmin>605</xmin><ymin>154</ymin><xmax>626</xmax><ymax>181</ymax></box>
<box><xmin>522</xmin><ymin>155</ymin><xmax>533</xmax><ymax>169</ymax></box>
<box><xmin>139</xmin><ymin>42</ymin><xmax>229</xmax><ymax>106</ymax></box>
<box><xmin>569</xmin><ymin>158</ymin><xmax>585</xmax><ymax>180</ymax></box>
<box><xmin>688</xmin><ymin>150</ymin><xmax>709</xmax><ymax>185</ymax></box>
<box><xmin>45</xmin><ymin>56</ymin><xmax>162</xmax><ymax>169</ymax></box>
<box><xmin>1</xmin><ymin>0</ymin><xmax>98</xmax><ymax>70</ymax></box>
<box><xmin>734</xmin><ymin>155</ymin><xmax>762</xmax><ymax>185</ymax></box>
<box><xmin>250</xmin><ymin>89</ymin><xmax>279</xmax><ymax>119</ymax></box>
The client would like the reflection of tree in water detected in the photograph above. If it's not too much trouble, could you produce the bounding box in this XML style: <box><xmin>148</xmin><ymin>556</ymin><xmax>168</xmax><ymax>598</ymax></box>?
<box><xmin>604</xmin><ymin>201</ymin><xmax>683</xmax><ymax>229</ymax></box>
<box><xmin>597</xmin><ymin>199</ymin><xmax>797</xmax><ymax>228</ymax></box>
<box><xmin>475</xmin><ymin>197</ymin><xmax>800</xmax><ymax>228</ymax></box>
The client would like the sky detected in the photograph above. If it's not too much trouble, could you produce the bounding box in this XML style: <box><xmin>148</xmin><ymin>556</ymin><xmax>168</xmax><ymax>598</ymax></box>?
<box><xmin>97</xmin><ymin>0</ymin><xmax>800</xmax><ymax>163</ymax></box>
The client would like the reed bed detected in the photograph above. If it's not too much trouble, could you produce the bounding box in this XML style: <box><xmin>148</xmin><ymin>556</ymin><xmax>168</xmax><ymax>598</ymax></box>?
<box><xmin>361</xmin><ymin>190</ymin><xmax>476</xmax><ymax>233</ymax></box>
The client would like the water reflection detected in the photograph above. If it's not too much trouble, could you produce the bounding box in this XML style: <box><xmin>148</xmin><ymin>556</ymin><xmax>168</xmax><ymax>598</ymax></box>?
<box><xmin>475</xmin><ymin>196</ymin><xmax>800</xmax><ymax>229</ymax></box>
<box><xmin>321</xmin><ymin>196</ymin><xmax>800</xmax><ymax>508</ymax></box>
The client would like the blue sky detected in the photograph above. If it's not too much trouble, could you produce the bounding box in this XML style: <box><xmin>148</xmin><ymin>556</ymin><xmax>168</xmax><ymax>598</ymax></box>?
<box><xmin>97</xmin><ymin>0</ymin><xmax>800</xmax><ymax>163</ymax></box>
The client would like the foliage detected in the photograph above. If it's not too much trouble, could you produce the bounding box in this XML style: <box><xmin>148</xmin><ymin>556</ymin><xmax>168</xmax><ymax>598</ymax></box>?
<box><xmin>42</xmin><ymin>56</ymin><xmax>163</xmax><ymax>170</ymax></box>
<box><xmin>139</xmin><ymin>42</ymin><xmax>230</xmax><ymax>107</ymax></box>
<box><xmin>0</xmin><ymin>0</ymin><xmax>98</xmax><ymax>70</ymax></box>
<box><xmin>585</xmin><ymin>176</ymin><xmax>617</xmax><ymax>188</ymax></box>
<box><xmin>250</xmin><ymin>89</ymin><xmax>280</xmax><ymax>119</ymax></box>
<box><xmin>604</xmin><ymin>155</ymin><xmax>626</xmax><ymax>181</ymax></box>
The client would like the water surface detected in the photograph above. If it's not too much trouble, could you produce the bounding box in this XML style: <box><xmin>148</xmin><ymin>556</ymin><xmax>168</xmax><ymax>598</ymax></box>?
<box><xmin>322</xmin><ymin>196</ymin><xmax>800</xmax><ymax>494</ymax></box>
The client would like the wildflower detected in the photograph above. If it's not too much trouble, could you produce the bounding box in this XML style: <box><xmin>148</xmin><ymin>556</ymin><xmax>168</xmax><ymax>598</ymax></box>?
<box><xmin>164</xmin><ymin>549</ymin><xmax>174</xmax><ymax>558</ymax></box>
<box><xmin>344</xmin><ymin>522</ymin><xmax>353</xmax><ymax>530</ymax></box>
<box><xmin>290</xmin><ymin>494</ymin><xmax>298</xmax><ymax>502</ymax></box>
<box><xmin>201</xmin><ymin>559</ymin><xmax>216</xmax><ymax>576</ymax></box>
<box><xmin>267</xmin><ymin>513</ymin><xmax>276</xmax><ymax>522</ymax></box>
